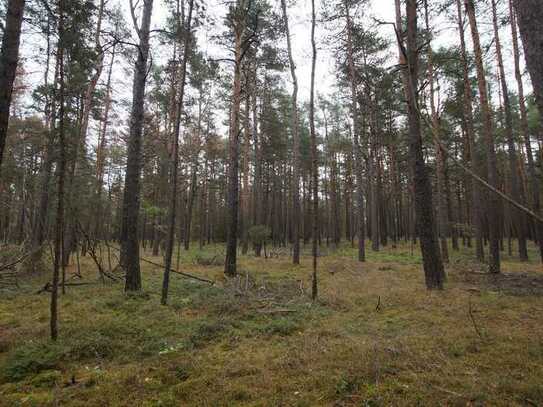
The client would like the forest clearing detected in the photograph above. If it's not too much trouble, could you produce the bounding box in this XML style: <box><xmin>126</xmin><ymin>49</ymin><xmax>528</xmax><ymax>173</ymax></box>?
<box><xmin>1</xmin><ymin>242</ymin><xmax>543</xmax><ymax>406</ymax></box>
<box><xmin>1</xmin><ymin>0</ymin><xmax>543</xmax><ymax>404</ymax></box>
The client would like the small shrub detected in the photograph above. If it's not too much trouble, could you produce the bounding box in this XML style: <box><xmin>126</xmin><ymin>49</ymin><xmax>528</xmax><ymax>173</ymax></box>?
<box><xmin>2</xmin><ymin>341</ymin><xmax>63</xmax><ymax>382</ymax></box>
<box><xmin>67</xmin><ymin>332</ymin><xmax>116</xmax><ymax>360</ymax></box>
<box><xmin>248</xmin><ymin>225</ymin><xmax>271</xmax><ymax>246</ymax></box>
<box><xmin>173</xmin><ymin>365</ymin><xmax>191</xmax><ymax>381</ymax></box>
<box><xmin>29</xmin><ymin>370</ymin><xmax>62</xmax><ymax>388</ymax></box>
<box><xmin>188</xmin><ymin>319</ymin><xmax>231</xmax><ymax>347</ymax></box>
<box><xmin>194</xmin><ymin>252</ymin><xmax>224</xmax><ymax>266</ymax></box>
<box><xmin>335</xmin><ymin>375</ymin><xmax>359</xmax><ymax>396</ymax></box>
<box><xmin>257</xmin><ymin>317</ymin><xmax>299</xmax><ymax>336</ymax></box>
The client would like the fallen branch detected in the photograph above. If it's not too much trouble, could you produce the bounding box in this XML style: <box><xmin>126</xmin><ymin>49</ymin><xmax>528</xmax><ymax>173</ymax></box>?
<box><xmin>421</xmin><ymin>107</ymin><xmax>543</xmax><ymax>225</ymax></box>
<box><xmin>468</xmin><ymin>296</ymin><xmax>483</xmax><ymax>339</ymax></box>
<box><xmin>103</xmin><ymin>242</ymin><xmax>215</xmax><ymax>285</ymax></box>
<box><xmin>0</xmin><ymin>249</ymin><xmax>32</xmax><ymax>272</ymax></box>
<box><xmin>257</xmin><ymin>308</ymin><xmax>297</xmax><ymax>314</ymax></box>
<box><xmin>388</xmin><ymin>23</ymin><xmax>543</xmax><ymax>226</ymax></box>
<box><xmin>434</xmin><ymin>385</ymin><xmax>464</xmax><ymax>398</ymax></box>
<box><xmin>36</xmin><ymin>281</ymin><xmax>100</xmax><ymax>294</ymax></box>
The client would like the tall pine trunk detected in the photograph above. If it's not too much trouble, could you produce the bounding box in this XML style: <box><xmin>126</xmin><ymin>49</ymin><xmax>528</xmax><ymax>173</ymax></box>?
<box><xmin>0</xmin><ymin>0</ymin><xmax>25</xmax><ymax>175</ymax></box>
<box><xmin>513</xmin><ymin>0</ymin><xmax>543</xmax><ymax>258</ymax></box>
<box><xmin>456</xmin><ymin>0</ymin><xmax>484</xmax><ymax>261</ymax></box>
<box><xmin>404</xmin><ymin>0</ymin><xmax>445</xmax><ymax>289</ymax></box>
<box><xmin>309</xmin><ymin>0</ymin><xmax>318</xmax><ymax>300</ymax></box>
<box><xmin>120</xmin><ymin>0</ymin><xmax>154</xmax><ymax>291</ymax></box>
<box><xmin>161</xmin><ymin>0</ymin><xmax>193</xmax><ymax>304</ymax></box>
<box><xmin>491</xmin><ymin>0</ymin><xmax>528</xmax><ymax>261</ymax></box>
<box><xmin>281</xmin><ymin>0</ymin><xmax>301</xmax><ymax>265</ymax></box>
<box><xmin>465</xmin><ymin>0</ymin><xmax>501</xmax><ymax>273</ymax></box>
<box><xmin>510</xmin><ymin>0</ymin><xmax>543</xmax><ymax>262</ymax></box>
<box><xmin>345</xmin><ymin>2</ymin><xmax>365</xmax><ymax>262</ymax></box>
<box><xmin>51</xmin><ymin>0</ymin><xmax>66</xmax><ymax>340</ymax></box>
<box><xmin>224</xmin><ymin>1</ymin><xmax>246</xmax><ymax>277</ymax></box>
<box><xmin>424</xmin><ymin>0</ymin><xmax>449</xmax><ymax>263</ymax></box>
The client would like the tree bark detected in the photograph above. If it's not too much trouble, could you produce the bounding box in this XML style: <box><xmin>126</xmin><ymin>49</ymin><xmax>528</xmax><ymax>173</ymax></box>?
<box><xmin>510</xmin><ymin>0</ymin><xmax>543</xmax><ymax>262</ymax></box>
<box><xmin>345</xmin><ymin>2</ymin><xmax>366</xmax><ymax>262</ymax></box>
<box><xmin>513</xmin><ymin>0</ymin><xmax>543</xmax><ymax>121</ymax></box>
<box><xmin>0</xmin><ymin>0</ymin><xmax>25</xmax><ymax>175</ymax></box>
<box><xmin>491</xmin><ymin>0</ymin><xmax>528</xmax><ymax>261</ymax></box>
<box><xmin>424</xmin><ymin>0</ymin><xmax>449</xmax><ymax>263</ymax></box>
<box><xmin>162</xmin><ymin>0</ymin><xmax>193</xmax><ymax>304</ymax></box>
<box><xmin>120</xmin><ymin>0</ymin><xmax>154</xmax><ymax>292</ymax></box>
<box><xmin>465</xmin><ymin>0</ymin><xmax>501</xmax><ymax>273</ymax></box>
<box><xmin>404</xmin><ymin>0</ymin><xmax>445</xmax><ymax>289</ymax></box>
<box><xmin>456</xmin><ymin>0</ymin><xmax>484</xmax><ymax>261</ymax></box>
<box><xmin>281</xmin><ymin>0</ymin><xmax>301</xmax><ymax>265</ymax></box>
<box><xmin>310</xmin><ymin>0</ymin><xmax>318</xmax><ymax>300</ymax></box>
<box><xmin>51</xmin><ymin>0</ymin><xmax>66</xmax><ymax>340</ymax></box>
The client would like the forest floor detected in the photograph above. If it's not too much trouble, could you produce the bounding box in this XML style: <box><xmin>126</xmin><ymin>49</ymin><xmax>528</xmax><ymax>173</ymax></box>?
<box><xmin>1</xmin><ymin>241</ymin><xmax>543</xmax><ymax>406</ymax></box>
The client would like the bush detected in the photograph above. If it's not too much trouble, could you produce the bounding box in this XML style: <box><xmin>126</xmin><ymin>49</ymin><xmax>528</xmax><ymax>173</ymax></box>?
<box><xmin>67</xmin><ymin>331</ymin><xmax>116</xmax><ymax>360</ymax></box>
<box><xmin>248</xmin><ymin>225</ymin><xmax>271</xmax><ymax>246</ymax></box>
<box><xmin>257</xmin><ymin>317</ymin><xmax>299</xmax><ymax>336</ymax></box>
<box><xmin>29</xmin><ymin>370</ymin><xmax>62</xmax><ymax>388</ymax></box>
<box><xmin>193</xmin><ymin>252</ymin><xmax>224</xmax><ymax>267</ymax></box>
<box><xmin>2</xmin><ymin>341</ymin><xmax>63</xmax><ymax>382</ymax></box>
<box><xmin>188</xmin><ymin>319</ymin><xmax>231</xmax><ymax>347</ymax></box>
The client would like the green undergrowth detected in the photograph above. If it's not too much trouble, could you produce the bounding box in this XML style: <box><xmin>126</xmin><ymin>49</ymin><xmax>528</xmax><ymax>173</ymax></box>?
<box><xmin>1</xmin><ymin>240</ymin><xmax>542</xmax><ymax>405</ymax></box>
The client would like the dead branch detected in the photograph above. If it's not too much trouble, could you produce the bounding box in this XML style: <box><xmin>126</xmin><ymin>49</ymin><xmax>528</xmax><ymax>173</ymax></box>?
<box><xmin>257</xmin><ymin>308</ymin><xmax>296</xmax><ymax>314</ymax></box>
<box><xmin>103</xmin><ymin>241</ymin><xmax>215</xmax><ymax>285</ymax></box>
<box><xmin>468</xmin><ymin>296</ymin><xmax>483</xmax><ymax>339</ymax></box>
<box><xmin>386</xmin><ymin>22</ymin><xmax>543</xmax><ymax>226</ymax></box>
<box><xmin>36</xmin><ymin>281</ymin><xmax>99</xmax><ymax>294</ymax></box>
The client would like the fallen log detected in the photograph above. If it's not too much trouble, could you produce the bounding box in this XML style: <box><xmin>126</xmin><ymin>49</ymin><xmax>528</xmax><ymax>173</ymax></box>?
<box><xmin>36</xmin><ymin>281</ymin><xmax>100</xmax><ymax>294</ymax></box>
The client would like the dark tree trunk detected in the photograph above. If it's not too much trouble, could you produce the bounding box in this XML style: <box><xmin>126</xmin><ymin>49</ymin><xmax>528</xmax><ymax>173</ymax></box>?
<box><xmin>345</xmin><ymin>2</ymin><xmax>365</xmax><ymax>262</ymax></box>
<box><xmin>281</xmin><ymin>0</ymin><xmax>301</xmax><ymax>265</ymax></box>
<box><xmin>225</xmin><ymin>28</ymin><xmax>242</xmax><ymax>276</ymax></box>
<box><xmin>424</xmin><ymin>0</ymin><xmax>449</xmax><ymax>263</ymax></box>
<box><xmin>513</xmin><ymin>0</ymin><xmax>543</xmax><ymax>260</ymax></box>
<box><xmin>0</xmin><ymin>0</ymin><xmax>25</xmax><ymax>175</ymax></box>
<box><xmin>51</xmin><ymin>0</ymin><xmax>66</xmax><ymax>341</ymax></box>
<box><xmin>510</xmin><ymin>0</ymin><xmax>543</xmax><ymax>262</ymax></box>
<box><xmin>404</xmin><ymin>0</ymin><xmax>445</xmax><ymax>289</ymax></box>
<box><xmin>310</xmin><ymin>0</ymin><xmax>318</xmax><ymax>300</ymax></box>
<box><xmin>120</xmin><ymin>0</ymin><xmax>154</xmax><ymax>292</ymax></box>
<box><xmin>491</xmin><ymin>0</ymin><xmax>528</xmax><ymax>261</ymax></box>
<box><xmin>456</xmin><ymin>0</ymin><xmax>484</xmax><ymax>261</ymax></box>
<box><xmin>184</xmin><ymin>162</ymin><xmax>197</xmax><ymax>250</ymax></box>
<box><xmin>465</xmin><ymin>0</ymin><xmax>501</xmax><ymax>273</ymax></box>
<box><xmin>162</xmin><ymin>0</ymin><xmax>194</xmax><ymax>304</ymax></box>
<box><xmin>514</xmin><ymin>0</ymin><xmax>543</xmax><ymax>119</ymax></box>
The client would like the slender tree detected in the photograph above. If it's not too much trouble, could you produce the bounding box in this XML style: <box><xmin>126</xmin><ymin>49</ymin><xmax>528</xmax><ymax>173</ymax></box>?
<box><xmin>344</xmin><ymin>1</ymin><xmax>365</xmax><ymax>262</ymax></box>
<box><xmin>465</xmin><ymin>0</ymin><xmax>500</xmax><ymax>273</ymax></box>
<box><xmin>162</xmin><ymin>0</ymin><xmax>194</xmax><ymax>305</ymax></box>
<box><xmin>225</xmin><ymin>0</ymin><xmax>255</xmax><ymax>277</ymax></box>
<box><xmin>491</xmin><ymin>0</ymin><xmax>527</xmax><ymax>261</ymax></box>
<box><xmin>455</xmin><ymin>0</ymin><xmax>484</xmax><ymax>261</ymax></box>
<box><xmin>51</xmin><ymin>0</ymin><xmax>67</xmax><ymax>341</ymax></box>
<box><xmin>310</xmin><ymin>0</ymin><xmax>318</xmax><ymax>300</ymax></box>
<box><xmin>424</xmin><ymin>0</ymin><xmax>449</xmax><ymax>263</ymax></box>
<box><xmin>404</xmin><ymin>0</ymin><xmax>445</xmax><ymax>289</ymax></box>
<box><xmin>120</xmin><ymin>0</ymin><xmax>154</xmax><ymax>291</ymax></box>
<box><xmin>280</xmin><ymin>0</ymin><xmax>301</xmax><ymax>265</ymax></box>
